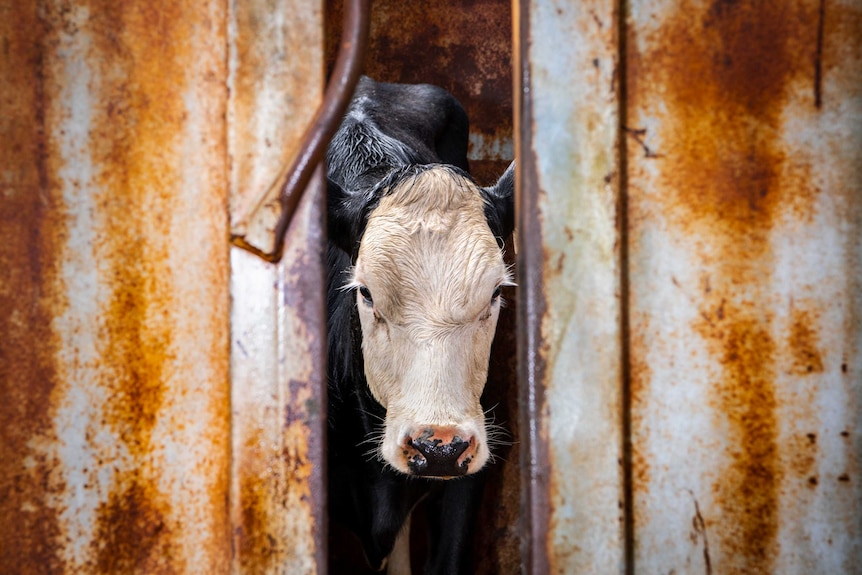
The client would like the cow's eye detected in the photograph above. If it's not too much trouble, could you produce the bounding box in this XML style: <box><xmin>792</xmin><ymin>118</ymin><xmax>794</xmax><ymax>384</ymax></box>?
<box><xmin>491</xmin><ymin>285</ymin><xmax>502</xmax><ymax>303</ymax></box>
<box><xmin>358</xmin><ymin>286</ymin><xmax>373</xmax><ymax>306</ymax></box>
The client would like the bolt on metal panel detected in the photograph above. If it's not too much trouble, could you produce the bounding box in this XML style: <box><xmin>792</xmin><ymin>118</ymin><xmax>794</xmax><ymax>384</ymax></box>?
<box><xmin>1</xmin><ymin>0</ymin><xmax>232</xmax><ymax>572</ymax></box>
<box><xmin>228</xmin><ymin>0</ymin><xmax>327</xmax><ymax>573</ymax></box>
<box><xmin>626</xmin><ymin>0</ymin><xmax>862</xmax><ymax>573</ymax></box>
<box><xmin>516</xmin><ymin>1</ymin><xmax>625</xmax><ymax>573</ymax></box>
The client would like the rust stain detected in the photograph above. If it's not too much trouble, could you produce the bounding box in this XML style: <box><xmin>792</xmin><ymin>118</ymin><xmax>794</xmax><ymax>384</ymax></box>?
<box><xmin>786</xmin><ymin>432</ymin><xmax>818</xmax><ymax>487</ymax></box>
<box><xmin>628</xmin><ymin>1</ymin><xmax>831</xmax><ymax>572</ymax></box>
<box><xmin>629</xmin><ymin>324</ymin><xmax>652</xmax><ymax>493</ymax></box>
<box><xmin>236</xmin><ymin>454</ymin><xmax>283</xmax><ymax>574</ymax></box>
<box><xmin>788</xmin><ymin>308</ymin><xmax>824</xmax><ymax>376</ymax></box>
<box><xmin>820</xmin><ymin>2</ymin><xmax>862</xmax><ymax>99</ymax></box>
<box><xmin>93</xmin><ymin>471</ymin><xmax>180</xmax><ymax>574</ymax></box>
<box><xmin>81</xmin><ymin>0</ymin><xmax>199</xmax><ymax>569</ymax></box>
<box><xmin>629</xmin><ymin>0</ymin><xmax>820</xmax><ymax>244</ymax></box>
<box><xmin>0</xmin><ymin>2</ymin><xmax>66</xmax><ymax>572</ymax></box>
<box><xmin>694</xmin><ymin>300</ymin><xmax>781</xmax><ymax>574</ymax></box>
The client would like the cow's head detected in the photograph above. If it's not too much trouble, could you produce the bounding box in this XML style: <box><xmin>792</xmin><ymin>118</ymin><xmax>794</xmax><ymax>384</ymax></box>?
<box><xmin>329</xmin><ymin>163</ymin><xmax>515</xmax><ymax>478</ymax></box>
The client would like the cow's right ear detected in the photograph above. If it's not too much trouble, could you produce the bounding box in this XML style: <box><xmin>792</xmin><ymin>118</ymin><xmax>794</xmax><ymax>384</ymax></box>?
<box><xmin>482</xmin><ymin>161</ymin><xmax>515</xmax><ymax>245</ymax></box>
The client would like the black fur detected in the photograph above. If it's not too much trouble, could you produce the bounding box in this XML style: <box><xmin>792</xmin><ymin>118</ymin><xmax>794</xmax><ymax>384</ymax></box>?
<box><xmin>326</xmin><ymin>76</ymin><xmax>513</xmax><ymax>574</ymax></box>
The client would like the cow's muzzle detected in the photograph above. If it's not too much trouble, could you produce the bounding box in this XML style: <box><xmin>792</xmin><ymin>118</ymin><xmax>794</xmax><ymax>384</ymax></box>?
<box><xmin>402</xmin><ymin>426</ymin><xmax>477</xmax><ymax>478</ymax></box>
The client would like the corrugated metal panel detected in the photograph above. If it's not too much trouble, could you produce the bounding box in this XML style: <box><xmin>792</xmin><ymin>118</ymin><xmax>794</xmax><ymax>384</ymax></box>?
<box><xmin>519</xmin><ymin>0</ymin><xmax>861</xmax><ymax>573</ymax></box>
<box><xmin>625</xmin><ymin>1</ymin><xmax>861</xmax><ymax>574</ymax></box>
<box><xmin>516</xmin><ymin>1</ymin><xmax>626</xmax><ymax>573</ymax></box>
<box><xmin>1</xmin><ymin>0</ymin><xmax>231</xmax><ymax>572</ymax></box>
<box><xmin>228</xmin><ymin>0</ymin><xmax>327</xmax><ymax>573</ymax></box>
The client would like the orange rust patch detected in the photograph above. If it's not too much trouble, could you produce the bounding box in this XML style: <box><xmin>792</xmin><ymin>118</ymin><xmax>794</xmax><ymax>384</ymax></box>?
<box><xmin>237</xmin><ymin>467</ymin><xmax>282</xmax><ymax>574</ymax></box>
<box><xmin>99</xmin><ymin>261</ymin><xmax>173</xmax><ymax>454</ymax></box>
<box><xmin>81</xmin><ymin>0</ymin><xmax>200</xmax><ymax>568</ymax></box>
<box><xmin>694</xmin><ymin>300</ymin><xmax>781</xmax><ymax>574</ymax></box>
<box><xmin>629</xmin><ymin>325</ymin><xmax>653</xmax><ymax>493</ymax></box>
<box><xmin>0</xmin><ymin>2</ymin><xmax>66</xmax><ymax>572</ymax></box>
<box><xmin>786</xmin><ymin>432</ymin><xmax>818</xmax><ymax>485</ymax></box>
<box><xmin>92</xmin><ymin>472</ymin><xmax>180</xmax><ymax>574</ymax></box>
<box><xmin>821</xmin><ymin>2</ymin><xmax>862</xmax><ymax>91</ymax></box>
<box><xmin>788</xmin><ymin>308</ymin><xmax>824</xmax><ymax>376</ymax></box>
<box><xmin>629</xmin><ymin>0</ymin><xmax>820</xmax><ymax>244</ymax></box>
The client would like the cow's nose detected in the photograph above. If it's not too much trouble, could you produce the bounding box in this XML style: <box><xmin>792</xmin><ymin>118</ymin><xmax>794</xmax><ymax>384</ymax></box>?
<box><xmin>403</xmin><ymin>426</ymin><xmax>476</xmax><ymax>477</ymax></box>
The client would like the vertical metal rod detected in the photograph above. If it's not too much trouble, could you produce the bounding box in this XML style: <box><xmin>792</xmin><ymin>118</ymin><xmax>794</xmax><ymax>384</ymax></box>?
<box><xmin>514</xmin><ymin>1</ymin><xmax>551</xmax><ymax>572</ymax></box>
<box><xmin>616</xmin><ymin>1</ymin><xmax>635</xmax><ymax>573</ymax></box>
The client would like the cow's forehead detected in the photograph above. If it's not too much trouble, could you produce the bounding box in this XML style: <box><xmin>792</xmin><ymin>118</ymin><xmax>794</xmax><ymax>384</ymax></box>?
<box><xmin>356</xmin><ymin>168</ymin><xmax>506</xmax><ymax>323</ymax></box>
<box><xmin>375</xmin><ymin>166</ymin><xmax>486</xmax><ymax>223</ymax></box>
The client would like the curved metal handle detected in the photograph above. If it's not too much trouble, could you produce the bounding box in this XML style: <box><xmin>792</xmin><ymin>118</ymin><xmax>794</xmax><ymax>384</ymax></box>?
<box><xmin>232</xmin><ymin>0</ymin><xmax>371</xmax><ymax>262</ymax></box>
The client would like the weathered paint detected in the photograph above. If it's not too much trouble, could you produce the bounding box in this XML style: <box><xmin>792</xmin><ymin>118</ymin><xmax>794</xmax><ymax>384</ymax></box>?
<box><xmin>228</xmin><ymin>0</ymin><xmax>327</xmax><ymax>573</ymax></box>
<box><xmin>229</xmin><ymin>183</ymin><xmax>327</xmax><ymax>575</ymax></box>
<box><xmin>516</xmin><ymin>1</ymin><xmax>625</xmax><ymax>573</ymax></box>
<box><xmin>626</xmin><ymin>1</ymin><xmax>862</xmax><ymax>574</ymax></box>
<box><xmin>1</xmin><ymin>0</ymin><xmax>231</xmax><ymax>572</ymax></box>
<box><xmin>228</xmin><ymin>0</ymin><xmax>324</xmax><ymax>255</ymax></box>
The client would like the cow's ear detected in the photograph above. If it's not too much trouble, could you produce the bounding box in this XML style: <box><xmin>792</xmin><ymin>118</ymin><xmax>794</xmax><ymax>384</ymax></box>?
<box><xmin>482</xmin><ymin>161</ymin><xmax>515</xmax><ymax>244</ymax></box>
<box><xmin>327</xmin><ymin>178</ymin><xmax>361</xmax><ymax>255</ymax></box>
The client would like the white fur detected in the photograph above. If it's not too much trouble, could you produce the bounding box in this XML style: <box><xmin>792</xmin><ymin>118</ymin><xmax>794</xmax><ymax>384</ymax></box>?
<box><xmin>351</xmin><ymin>167</ymin><xmax>512</xmax><ymax>475</ymax></box>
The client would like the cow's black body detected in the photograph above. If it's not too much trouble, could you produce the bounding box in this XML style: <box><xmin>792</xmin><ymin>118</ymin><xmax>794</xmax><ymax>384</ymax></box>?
<box><xmin>325</xmin><ymin>77</ymin><xmax>505</xmax><ymax>574</ymax></box>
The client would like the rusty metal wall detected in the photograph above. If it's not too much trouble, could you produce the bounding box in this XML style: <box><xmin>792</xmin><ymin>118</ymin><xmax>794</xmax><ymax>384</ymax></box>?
<box><xmin>518</xmin><ymin>0</ymin><xmax>862</xmax><ymax>573</ymax></box>
<box><xmin>625</xmin><ymin>1</ymin><xmax>862</xmax><ymax>573</ymax></box>
<box><xmin>1</xmin><ymin>0</ymin><xmax>232</xmax><ymax>572</ymax></box>
<box><xmin>228</xmin><ymin>0</ymin><xmax>326</xmax><ymax>574</ymax></box>
<box><xmin>8</xmin><ymin>1</ymin><xmax>859</xmax><ymax>574</ymax></box>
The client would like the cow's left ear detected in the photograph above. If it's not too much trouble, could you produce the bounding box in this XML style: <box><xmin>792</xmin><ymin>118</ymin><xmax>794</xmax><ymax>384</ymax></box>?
<box><xmin>482</xmin><ymin>161</ymin><xmax>515</xmax><ymax>244</ymax></box>
<box><xmin>327</xmin><ymin>178</ymin><xmax>365</xmax><ymax>255</ymax></box>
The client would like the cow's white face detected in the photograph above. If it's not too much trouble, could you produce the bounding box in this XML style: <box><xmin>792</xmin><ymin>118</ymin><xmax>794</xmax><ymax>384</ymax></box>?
<box><xmin>348</xmin><ymin>167</ymin><xmax>511</xmax><ymax>477</ymax></box>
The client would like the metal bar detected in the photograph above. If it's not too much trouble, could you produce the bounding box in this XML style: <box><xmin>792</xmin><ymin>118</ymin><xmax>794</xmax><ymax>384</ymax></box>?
<box><xmin>230</xmin><ymin>0</ymin><xmax>370</xmax><ymax>262</ymax></box>
<box><xmin>516</xmin><ymin>0</ymin><xmax>626</xmax><ymax>573</ymax></box>
<box><xmin>227</xmin><ymin>0</ymin><xmax>328</xmax><ymax>572</ymax></box>
<box><xmin>514</xmin><ymin>1</ymin><xmax>551</xmax><ymax>570</ymax></box>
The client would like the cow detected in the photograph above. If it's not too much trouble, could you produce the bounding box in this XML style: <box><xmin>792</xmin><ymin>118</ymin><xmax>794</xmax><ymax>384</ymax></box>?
<box><xmin>326</xmin><ymin>76</ymin><xmax>514</xmax><ymax>574</ymax></box>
